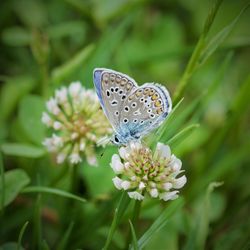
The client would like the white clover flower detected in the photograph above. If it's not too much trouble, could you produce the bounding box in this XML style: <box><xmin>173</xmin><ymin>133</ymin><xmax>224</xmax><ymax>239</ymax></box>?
<box><xmin>42</xmin><ymin>82</ymin><xmax>112</xmax><ymax>166</ymax></box>
<box><xmin>110</xmin><ymin>141</ymin><xmax>187</xmax><ymax>201</ymax></box>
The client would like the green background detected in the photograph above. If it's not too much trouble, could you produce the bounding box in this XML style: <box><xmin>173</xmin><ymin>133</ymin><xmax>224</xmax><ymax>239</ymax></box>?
<box><xmin>0</xmin><ymin>0</ymin><xmax>250</xmax><ymax>249</ymax></box>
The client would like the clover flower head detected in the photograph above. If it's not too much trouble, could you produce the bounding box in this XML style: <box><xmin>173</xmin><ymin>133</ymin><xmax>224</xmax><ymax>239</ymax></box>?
<box><xmin>42</xmin><ymin>82</ymin><xmax>112</xmax><ymax>165</ymax></box>
<box><xmin>110</xmin><ymin>142</ymin><xmax>186</xmax><ymax>201</ymax></box>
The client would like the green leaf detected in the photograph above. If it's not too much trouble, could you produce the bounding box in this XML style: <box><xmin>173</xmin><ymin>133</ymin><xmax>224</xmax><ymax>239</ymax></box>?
<box><xmin>199</xmin><ymin>4</ymin><xmax>250</xmax><ymax>67</ymax></box>
<box><xmin>0</xmin><ymin>76</ymin><xmax>35</xmax><ymax>122</ymax></box>
<box><xmin>17</xmin><ymin>221</ymin><xmax>29</xmax><ymax>250</ymax></box>
<box><xmin>18</xmin><ymin>95</ymin><xmax>46</xmax><ymax>145</ymax></box>
<box><xmin>47</xmin><ymin>21</ymin><xmax>86</xmax><ymax>41</ymax></box>
<box><xmin>21</xmin><ymin>186</ymin><xmax>86</xmax><ymax>204</ymax></box>
<box><xmin>1</xmin><ymin>26</ymin><xmax>31</xmax><ymax>46</ymax></box>
<box><xmin>13</xmin><ymin>0</ymin><xmax>47</xmax><ymax>27</ymax></box>
<box><xmin>52</xmin><ymin>44</ymin><xmax>95</xmax><ymax>84</ymax></box>
<box><xmin>137</xmin><ymin>198</ymin><xmax>184</xmax><ymax>249</ymax></box>
<box><xmin>82</xmin><ymin>146</ymin><xmax>116</xmax><ymax>196</ymax></box>
<box><xmin>0</xmin><ymin>169</ymin><xmax>30</xmax><ymax>209</ymax></box>
<box><xmin>129</xmin><ymin>220</ymin><xmax>139</xmax><ymax>250</ymax></box>
<box><xmin>1</xmin><ymin>143</ymin><xmax>45</xmax><ymax>158</ymax></box>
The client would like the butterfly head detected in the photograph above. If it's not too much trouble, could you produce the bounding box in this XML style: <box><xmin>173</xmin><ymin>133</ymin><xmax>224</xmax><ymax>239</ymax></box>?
<box><xmin>110</xmin><ymin>133</ymin><xmax>141</xmax><ymax>146</ymax></box>
<box><xmin>110</xmin><ymin>134</ymin><xmax>126</xmax><ymax>146</ymax></box>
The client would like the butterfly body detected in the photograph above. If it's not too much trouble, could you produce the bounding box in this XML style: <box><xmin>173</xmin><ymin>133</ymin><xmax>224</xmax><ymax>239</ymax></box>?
<box><xmin>93</xmin><ymin>68</ymin><xmax>172</xmax><ymax>146</ymax></box>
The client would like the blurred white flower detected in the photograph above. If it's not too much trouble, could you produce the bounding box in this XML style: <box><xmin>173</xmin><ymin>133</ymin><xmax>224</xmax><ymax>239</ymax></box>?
<box><xmin>110</xmin><ymin>141</ymin><xmax>186</xmax><ymax>201</ymax></box>
<box><xmin>42</xmin><ymin>82</ymin><xmax>112</xmax><ymax>166</ymax></box>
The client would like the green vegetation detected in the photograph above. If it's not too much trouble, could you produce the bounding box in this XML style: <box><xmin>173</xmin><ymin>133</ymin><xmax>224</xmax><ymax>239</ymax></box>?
<box><xmin>0</xmin><ymin>0</ymin><xmax>249</xmax><ymax>249</ymax></box>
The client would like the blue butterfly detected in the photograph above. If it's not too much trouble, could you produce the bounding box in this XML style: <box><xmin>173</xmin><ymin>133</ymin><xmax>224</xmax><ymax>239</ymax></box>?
<box><xmin>93</xmin><ymin>68</ymin><xmax>172</xmax><ymax>146</ymax></box>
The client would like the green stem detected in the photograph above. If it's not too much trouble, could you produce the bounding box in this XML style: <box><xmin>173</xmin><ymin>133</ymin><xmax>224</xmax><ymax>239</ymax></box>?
<box><xmin>70</xmin><ymin>165</ymin><xmax>78</xmax><ymax>194</ymax></box>
<box><xmin>131</xmin><ymin>199</ymin><xmax>142</xmax><ymax>230</ymax></box>
<box><xmin>125</xmin><ymin>199</ymin><xmax>143</xmax><ymax>250</ymax></box>
<box><xmin>33</xmin><ymin>194</ymin><xmax>42</xmax><ymax>250</ymax></box>
<box><xmin>103</xmin><ymin>191</ymin><xmax>130</xmax><ymax>250</ymax></box>
<box><xmin>41</xmin><ymin>61</ymin><xmax>49</xmax><ymax>98</ymax></box>
<box><xmin>0</xmin><ymin>153</ymin><xmax>5</xmax><ymax>214</ymax></box>
<box><xmin>173</xmin><ymin>0</ymin><xmax>224</xmax><ymax>104</ymax></box>
<box><xmin>173</xmin><ymin>35</ymin><xmax>205</xmax><ymax>104</ymax></box>
<box><xmin>50</xmin><ymin>163</ymin><xmax>69</xmax><ymax>187</ymax></box>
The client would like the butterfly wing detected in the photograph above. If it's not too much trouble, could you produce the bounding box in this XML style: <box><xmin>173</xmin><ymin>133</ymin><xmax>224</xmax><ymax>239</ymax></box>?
<box><xmin>93</xmin><ymin>68</ymin><xmax>137</xmax><ymax>132</ymax></box>
<box><xmin>119</xmin><ymin>83</ymin><xmax>172</xmax><ymax>138</ymax></box>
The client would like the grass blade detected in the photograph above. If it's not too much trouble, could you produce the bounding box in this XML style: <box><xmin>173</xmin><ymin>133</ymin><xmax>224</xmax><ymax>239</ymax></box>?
<box><xmin>199</xmin><ymin>4</ymin><xmax>250</xmax><ymax>67</ymax></box>
<box><xmin>167</xmin><ymin>124</ymin><xmax>200</xmax><ymax>147</ymax></box>
<box><xmin>129</xmin><ymin>220</ymin><xmax>138</xmax><ymax>250</ymax></box>
<box><xmin>21</xmin><ymin>186</ymin><xmax>86</xmax><ymax>204</ymax></box>
<box><xmin>148</xmin><ymin>98</ymin><xmax>184</xmax><ymax>146</ymax></box>
<box><xmin>173</xmin><ymin>0</ymin><xmax>224</xmax><ymax>103</ymax></box>
<box><xmin>184</xmin><ymin>182</ymin><xmax>223</xmax><ymax>250</ymax></box>
<box><xmin>33</xmin><ymin>194</ymin><xmax>42</xmax><ymax>250</ymax></box>
<box><xmin>137</xmin><ymin>198</ymin><xmax>184</xmax><ymax>249</ymax></box>
<box><xmin>56</xmin><ymin>222</ymin><xmax>74</xmax><ymax>250</ymax></box>
<box><xmin>17</xmin><ymin>221</ymin><xmax>29</xmax><ymax>250</ymax></box>
<box><xmin>103</xmin><ymin>191</ymin><xmax>131</xmax><ymax>250</ymax></box>
<box><xmin>52</xmin><ymin>44</ymin><xmax>95</xmax><ymax>84</ymax></box>
<box><xmin>1</xmin><ymin>143</ymin><xmax>45</xmax><ymax>158</ymax></box>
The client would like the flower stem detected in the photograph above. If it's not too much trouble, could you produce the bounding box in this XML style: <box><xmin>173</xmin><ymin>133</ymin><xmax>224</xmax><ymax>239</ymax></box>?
<box><xmin>70</xmin><ymin>165</ymin><xmax>78</xmax><ymax>194</ymax></box>
<box><xmin>125</xmin><ymin>199</ymin><xmax>143</xmax><ymax>250</ymax></box>
<box><xmin>103</xmin><ymin>191</ymin><xmax>130</xmax><ymax>250</ymax></box>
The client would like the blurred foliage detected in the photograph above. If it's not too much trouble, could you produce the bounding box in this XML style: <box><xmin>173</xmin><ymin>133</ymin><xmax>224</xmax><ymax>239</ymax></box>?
<box><xmin>0</xmin><ymin>0</ymin><xmax>250</xmax><ymax>249</ymax></box>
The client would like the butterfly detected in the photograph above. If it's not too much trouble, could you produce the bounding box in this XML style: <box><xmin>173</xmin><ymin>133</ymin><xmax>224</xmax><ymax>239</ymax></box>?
<box><xmin>93</xmin><ymin>68</ymin><xmax>172</xmax><ymax>146</ymax></box>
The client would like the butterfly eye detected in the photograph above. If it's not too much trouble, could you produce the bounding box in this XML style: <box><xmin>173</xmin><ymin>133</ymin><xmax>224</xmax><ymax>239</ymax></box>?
<box><xmin>114</xmin><ymin>135</ymin><xmax>119</xmax><ymax>143</ymax></box>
